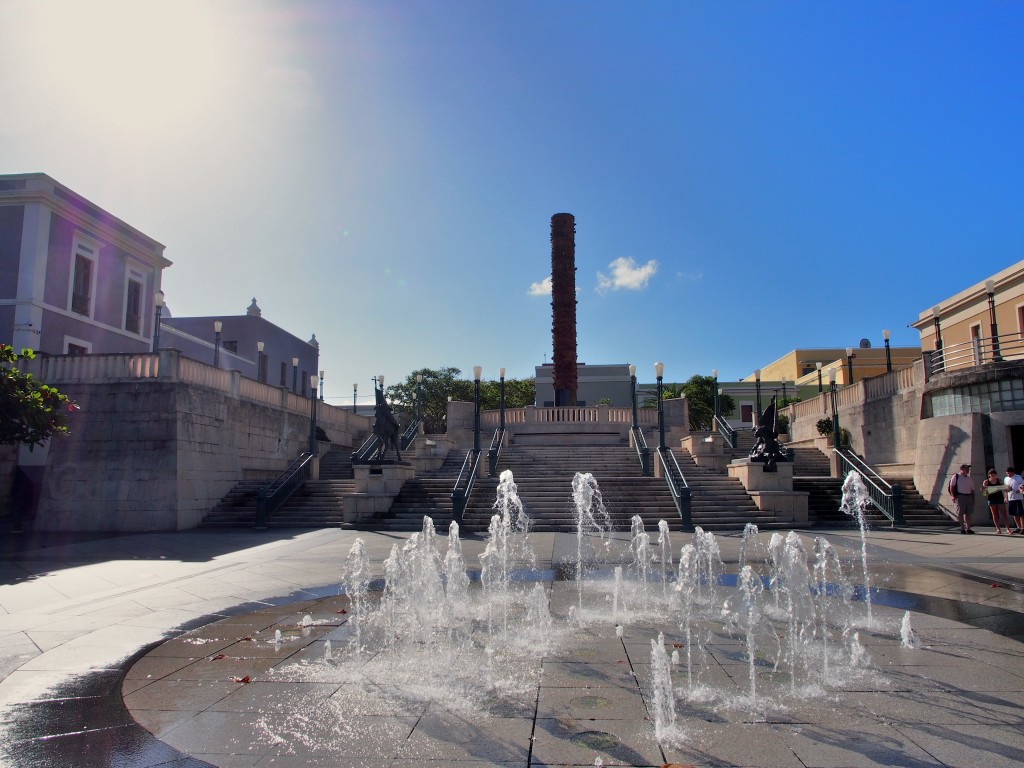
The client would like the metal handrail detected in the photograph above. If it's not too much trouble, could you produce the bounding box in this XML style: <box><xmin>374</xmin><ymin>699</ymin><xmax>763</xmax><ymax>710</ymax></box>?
<box><xmin>487</xmin><ymin>428</ymin><xmax>506</xmax><ymax>477</ymax></box>
<box><xmin>833</xmin><ymin>448</ymin><xmax>904</xmax><ymax>525</ymax></box>
<box><xmin>631</xmin><ymin>425</ymin><xmax>652</xmax><ymax>476</ymax></box>
<box><xmin>451</xmin><ymin>449</ymin><xmax>481</xmax><ymax>523</ymax></box>
<box><xmin>400</xmin><ymin>418</ymin><xmax>420</xmax><ymax>451</ymax></box>
<box><xmin>715</xmin><ymin>414</ymin><xmax>737</xmax><ymax>449</ymax></box>
<box><xmin>255</xmin><ymin>451</ymin><xmax>314</xmax><ymax>528</ymax></box>
<box><xmin>350</xmin><ymin>433</ymin><xmax>382</xmax><ymax>464</ymax></box>
<box><xmin>657</xmin><ymin>447</ymin><xmax>693</xmax><ymax>531</ymax></box>
<box><xmin>930</xmin><ymin>331</ymin><xmax>1024</xmax><ymax>375</ymax></box>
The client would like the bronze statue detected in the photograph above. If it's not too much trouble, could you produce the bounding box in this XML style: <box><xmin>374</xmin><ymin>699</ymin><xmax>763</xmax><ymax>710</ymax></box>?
<box><xmin>372</xmin><ymin>384</ymin><xmax>402</xmax><ymax>461</ymax></box>
<box><xmin>749</xmin><ymin>395</ymin><xmax>787</xmax><ymax>471</ymax></box>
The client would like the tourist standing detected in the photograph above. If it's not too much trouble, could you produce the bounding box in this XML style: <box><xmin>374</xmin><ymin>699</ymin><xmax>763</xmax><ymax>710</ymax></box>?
<box><xmin>1005</xmin><ymin>467</ymin><xmax>1024</xmax><ymax>535</ymax></box>
<box><xmin>948</xmin><ymin>464</ymin><xmax>975</xmax><ymax>534</ymax></box>
<box><xmin>983</xmin><ymin>468</ymin><xmax>1011</xmax><ymax>534</ymax></box>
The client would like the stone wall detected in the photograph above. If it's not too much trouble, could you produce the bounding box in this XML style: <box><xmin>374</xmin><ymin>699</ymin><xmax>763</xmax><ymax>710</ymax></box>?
<box><xmin>30</xmin><ymin>380</ymin><xmax>359</xmax><ymax>531</ymax></box>
<box><xmin>0</xmin><ymin>443</ymin><xmax>15</xmax><ymax>519</ymax></box>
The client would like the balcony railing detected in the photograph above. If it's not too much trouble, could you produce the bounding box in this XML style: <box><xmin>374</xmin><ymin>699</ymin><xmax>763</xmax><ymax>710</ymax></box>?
<box><xmin>930</xmin><ymin>332</ymin><xmax>1024</xmax><ymax>375</ymax></box>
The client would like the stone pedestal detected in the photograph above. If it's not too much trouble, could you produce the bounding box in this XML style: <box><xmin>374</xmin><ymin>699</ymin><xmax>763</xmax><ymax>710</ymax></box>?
<box><xmin>681</xmin><ymin>434</ymin><xmax>728</xmax><ymax>472</ymax></box>
<box><xmin>728</xmin><ymin>458</ymin><xmax>808</xmax><ymax>524</ymax></box>
<box><xmin>412</xmin><ymin>435</ymin><xmax>454</xmax><ymax>474</ymax></box>
<box><xmin>344</xmin><ymin>462</ymin><xmax>415</xmax><ymax>523</ymax></box>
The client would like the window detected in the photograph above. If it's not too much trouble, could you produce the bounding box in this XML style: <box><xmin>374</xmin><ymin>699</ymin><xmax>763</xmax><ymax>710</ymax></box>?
<box><xmin>280</xmin><ymin>362</ymin><xmax>287</xmax><ymax>387</ymax></box>
<box><xmin>64</xmin><ymin>336</ymin><xmax>92</xmax><ymax>355</ymax></box>
<box><xmin>71</xmin><ymin>253</ymin><xmax>94</xmax><ymax>316</ymax></box>
<box><xmin>124</xmin><ymin>278</ymin><xmax>142</xmax><ymax>334</ymax></box>
<box><xmin>971</xmin><ymin>323</ymin><xmax>982</xmax><ymax>364</ymax></box>
<box><xmin>741</xmin><ymin>404</ymin><xmax>753</xmax><ymax>423</ymax></box>
<box><xmin>1017</xmin><ymin>304</ymin><xmax>1024</xmax><ymax>338</ymax></box>
<box><xmin>301</xmin><ymin>371</ymin><xmax>308</xmax><ymax>396</ymax></box>
<box><xmin>223</xmin><ymin>340</ymin><xmax>238</xmax><ymax>353</ymax></box>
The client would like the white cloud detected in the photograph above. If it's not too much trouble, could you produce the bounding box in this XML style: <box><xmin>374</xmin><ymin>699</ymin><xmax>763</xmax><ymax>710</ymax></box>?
<box><xmin>677</xmin><ymin>270</ymin><xmax>703</xmax><ymax>281</ymax></box>
<box><xmin>596</xmin><ymin>257</ymin><xmax>658</xmax><ymax>293</ymax></box>
<box><xmin>528</xmin><ymin>275</ymin><xmax>552</xmax><ymax>296</ymax></box>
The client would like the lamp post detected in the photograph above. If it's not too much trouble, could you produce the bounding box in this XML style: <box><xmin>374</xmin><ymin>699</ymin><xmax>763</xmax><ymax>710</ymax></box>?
<box><xmin>845</xmin><ymin>347</ymin><xmax>855</xmax><ymax>385</ymax></box>
<box><xmin>473</xmin><ymin>366</ymin><xmax>482</xmax><ymax>453</ymax></box>
<box><xmin>629</xmin><ymin>364</ymin><xmax>638</xmax><ymax>430</ymax></box>
<box><xmin>882</xmin><ymin>330</ymin><xmax>892</xmax><ymax>373</ymax></box>
<box><xmin>499</xmin><ymin>367</ymin><xmax>506</xmax><ymax>432</ymax></box>
<box><xmin>256</xmin><ymin>341</ymin><xmax>265</xmax><ymax>383</ymax></box>
<box><xmin>352</xmin><ymin>382</ymin><xmax>358</xmax><ymax>413</ymax></box>
<box><xmin>416</xmin><ymin>374</ymin><xmax>424</xmax><ymax>422</ymax></box>
<box><xmin>781</xmin><ymin>375</ymin><xmax>788</xmax><ymax>405</ymax></box>
<box><xmin>931</xmin><ymin>306</ymin><xmax>943</xmax><ymax>351</ymax></box>
<box><xmin>152</xmin><ymin>290</ymin><xmax>164</xmax><ymax>352</ymax></box>
<box><xmin>753</xmin><ymin>369</ymin><xmax>762</xmax><ymax>422</ymax></box>
<box><xmin>816</xmin><ymin>361</ymin><xmax>823</xmax><ymax>393</ymax></box>
<box><xmin>985</xmin><ymin>279</ymin><xmax>1003</xmax><ymax>362</ymax></box>
<box><xmin>828</xmin><ymin>367</ymin><xmax>840</xmax><ymax>448</ymax></box>
<box><xmin>213</xmin><ymin>321</ymin><xmax>222</xmax><ymax>367</ymax></box>
<box><xmin>319</xmin><ymin>370</ymin><xmax>325</xmax><ymax>401</ymax></box>
<box><xmin>655</xmin><ymin>362</ymin><xmax>666</xmax><ymax>451</ymax></box>
<box><xmin>712</xmin><ymin>369</ymin><xmax>719</xmax><ymax>421</ymax></box>
<box><xmin>308</xmin><ymin>374</ymin><xmax>319</xmax><ymax>455</ymax></box>
<box><xmin>292</xmin><ymin>357</ymin><xmax>299</xmax><ymax>393</ymax></box>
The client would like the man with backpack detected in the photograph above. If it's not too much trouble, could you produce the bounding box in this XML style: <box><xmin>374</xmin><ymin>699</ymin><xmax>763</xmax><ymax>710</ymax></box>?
<box><xmin>949</xmin><ymin>464</ymin><xmax>975</xmax><ymax>534</ymax></box>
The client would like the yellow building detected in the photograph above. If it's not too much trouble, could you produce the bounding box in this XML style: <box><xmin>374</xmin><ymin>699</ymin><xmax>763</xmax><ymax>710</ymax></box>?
<box><xmin>910</xmin><ymin>259</ymin><xmax>1024</xmax><ymax>371</ymax></box>
<box><xmin>740</xmin><ymin>345</ymin><xmax>922</xmax><ymax>389</ymax></box>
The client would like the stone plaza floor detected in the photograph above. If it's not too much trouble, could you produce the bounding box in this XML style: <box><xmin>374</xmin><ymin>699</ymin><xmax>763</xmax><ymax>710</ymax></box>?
<box><xmin>1</xmin><ymin>522</ymin><xmax>1024</xmax><ymax>767</ymax></box>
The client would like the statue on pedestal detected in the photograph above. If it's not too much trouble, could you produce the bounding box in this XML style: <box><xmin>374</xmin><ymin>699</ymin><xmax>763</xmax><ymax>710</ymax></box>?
<box><xmin>749</xmin><ymin>395</ymin><xmax>787</xmax><ymax>472</ymax></box>
<box><xmin>372</xmin><ymin>383</ymin><xmax>402</xmax><ymax>462</ymax></box>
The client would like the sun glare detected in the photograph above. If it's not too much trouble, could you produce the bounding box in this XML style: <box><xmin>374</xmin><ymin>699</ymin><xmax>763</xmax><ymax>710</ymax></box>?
<box><xmin>32</xmin><ymin>1</ymin><xmax>225</xmax><ymax>132</ymax></box>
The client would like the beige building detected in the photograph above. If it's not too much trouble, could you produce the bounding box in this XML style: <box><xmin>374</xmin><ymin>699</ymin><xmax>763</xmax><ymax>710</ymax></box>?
<box><xmin>740</xmin><ymin>345</ymin><xmax>922</xmax><ymax>389</ymax></box>
<box><xmin>910</xmin><ymin>259</ymin><xmax>1024</xmax><ymax>371</ymax></box>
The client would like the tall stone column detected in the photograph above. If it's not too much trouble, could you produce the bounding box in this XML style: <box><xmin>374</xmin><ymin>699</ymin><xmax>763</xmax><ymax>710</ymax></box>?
<box><xmin>550</xmin><ymin>213</ymin><xmax>578</xmax><ymax>406</ymax></box>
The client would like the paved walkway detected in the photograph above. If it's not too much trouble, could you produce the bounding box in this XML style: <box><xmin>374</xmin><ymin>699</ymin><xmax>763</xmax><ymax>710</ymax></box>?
<box><xmin>0</xmin><ymin>523</ymin><xmax>1023</xmax><ymax>767</ymax></box>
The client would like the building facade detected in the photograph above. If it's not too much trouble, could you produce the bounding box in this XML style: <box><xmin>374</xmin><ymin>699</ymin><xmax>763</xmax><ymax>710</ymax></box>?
<box><xmin>160</xmin><ymin>299</ymin><xmax>320</xmax><ymax>396</ymax></box>
<box><xmin>0</xmin><ymin>173</ymin><xmax>169</xmax><ymax>356</ymax></box>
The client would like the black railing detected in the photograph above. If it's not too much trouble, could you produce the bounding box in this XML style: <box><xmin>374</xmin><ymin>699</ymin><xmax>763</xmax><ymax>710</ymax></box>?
<box><xmin>255</xmin><ymin>451</ymin><xmax>314</xmax><ymax>528</ymax></box>
<box><xmin>715</xmin><ymin>414</ymin><xmax>737</xmax><ymax>449</ymax></box>
<box><xmin>631</xmin><ymin>425</ymin><xmax>652</xmax><ymax>476</ymax></box>
<box><xmin>487</xmin><ymin>428</ymin><xmax>506</xmax><ymax>477</ymax></box>
<box><xmin>834</xmin><ymin>448</ymin><xmax>904</xmax><ymax>526</ymax></box>
<box><xmin>451</xmin><ymin>449</ymin><xmax>481</xmax><ymax>523</ymax></box>
<box><xmin>658</xmin><ymin>447</ymin><xmax>693</xmax><ymax>531</ymax></box>
<box><xmin>400</xmin><ymin>417</ymin><xmax>420</xmax><ymax>451</ymax></box>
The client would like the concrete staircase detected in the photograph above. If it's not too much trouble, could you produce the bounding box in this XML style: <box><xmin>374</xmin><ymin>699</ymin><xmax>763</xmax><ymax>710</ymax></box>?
<box><xmin>200</xmin><ymin>444</ymin><xmax>356</xmax><ymax>528</ymax></box>
<box><xmin>369</xmin><ymin>448</ymin><xmax>467</xmax><ymax>531</ymax></box>
<box><xmin>790</xmin><ymin>445</ymin><xmax>832</xmax><ymax>476</ymax></box>
<box><xmin>457</xmin><ymin>443</ymin><xmax>772</xmax><ymax>533</ymax></box>
<box><xmin>793</xmin><ymin>475</ymin><xmax>951</xmax><ymax>528</ymax></box>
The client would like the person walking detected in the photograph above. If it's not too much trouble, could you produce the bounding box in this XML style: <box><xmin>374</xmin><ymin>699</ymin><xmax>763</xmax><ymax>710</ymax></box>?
<box><xmin>949</xmin><ymin>463</ymin><xmax>976</xmax><ymax>534</ymax></box>
<box><xmin>983</xmin><ymin>468</ymin><xmax>1012</xmax><ymax>534</ymax></box>
<box><xmin>1005</xmin><ymin>467</ymin><xmax>1024</xmax><ymax>535</ymax></box>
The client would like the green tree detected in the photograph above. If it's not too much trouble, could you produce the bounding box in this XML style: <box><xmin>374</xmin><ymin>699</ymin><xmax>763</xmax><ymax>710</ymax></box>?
<box><xmin>680</xmin><ymin>374</ymin><xmax>736</xmax><ymax>430</ymax></box>
<box><xmin>1</xmin><ymin>346</ymin><xmax>75</xmax><ymax>449</ymax></box>
<box><xmin>386</xmin><ymin>368</ymin><xmax>535</xmax><ymax>434</ymax></box>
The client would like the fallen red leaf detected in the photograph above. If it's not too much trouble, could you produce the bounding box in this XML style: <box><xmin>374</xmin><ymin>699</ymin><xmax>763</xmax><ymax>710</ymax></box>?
<box><xmin>240</xmin><ymin>636</ymin><xmax>253</xmax><ymax>642</ymax></box>
<box><xmin>210</xmin><ymin>654</ymin><xmax>226</xmax><ymax>661</ymax></box>
<box><xmin>230</xmin><ymin>676</ymin><xmax>250</xmax><ymax>684</ymax></box>
<box><xmin>336</xmin><ymin>609</ymin><xmax>347</xmax><ymax>614</ymax></box>
<box><xmin>672</xmin><ymin>643</ymin><xmax>683</xmax><ymax>648</ymax></box>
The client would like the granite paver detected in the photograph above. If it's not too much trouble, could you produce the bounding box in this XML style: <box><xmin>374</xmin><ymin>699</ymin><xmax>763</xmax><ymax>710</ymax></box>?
<box><xmin>0</xmin><ymin>524</ymin><xmax>1023</xmax><ymax>766</ymax></box>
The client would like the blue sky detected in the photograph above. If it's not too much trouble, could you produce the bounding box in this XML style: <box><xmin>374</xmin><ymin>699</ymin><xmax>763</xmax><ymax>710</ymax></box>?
<box><xmin>2</xmin><ymin>1</ymin><xmax>1021</xmax><ymax>405</ymax></box>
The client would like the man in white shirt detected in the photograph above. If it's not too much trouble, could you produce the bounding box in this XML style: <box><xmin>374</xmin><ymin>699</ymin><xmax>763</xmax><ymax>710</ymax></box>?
<box><xmin>1005</xmin><ymin>467</ymin><xmax>1024</xmax><ymax>535</ymax></box>
<box><xmin>949</xmin><ymin>464</ymin><xmax>975</xmax><ymax>534</ymax></box>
